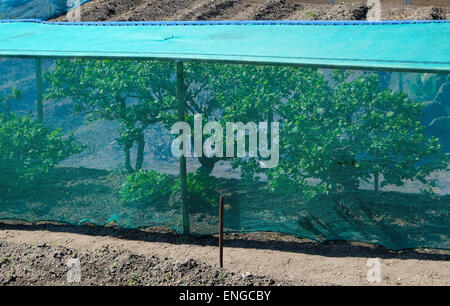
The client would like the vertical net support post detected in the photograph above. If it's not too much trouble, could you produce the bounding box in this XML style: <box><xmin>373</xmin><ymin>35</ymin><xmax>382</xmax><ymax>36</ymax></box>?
<box><xmin>35</xmin><ymin>58</ymin><xmax>43</xmax><ymax>122</ymax></box>
<box><xmin>176</xmin><ymin>61</ymin><xmax>190</xmax><ymax>235</ymax></box>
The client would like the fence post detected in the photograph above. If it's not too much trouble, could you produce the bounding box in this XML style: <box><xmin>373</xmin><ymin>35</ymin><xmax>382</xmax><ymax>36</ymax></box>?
<box><xmin>35</xmin><ymin>58</ymin><xmax>44</xmax><ymax>123</ymax></box>
<box><xmin>219</xmin><ymin>194</ymin><xmax>224</xmax><ymax>268</ymax></box>
<box><xmin>176</xmin><ymin>61</ymin><xmax>190</xmax><ymax>235</ymax></box>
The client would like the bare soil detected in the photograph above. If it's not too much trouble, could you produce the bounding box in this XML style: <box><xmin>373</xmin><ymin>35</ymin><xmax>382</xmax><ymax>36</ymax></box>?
<box><xmin>0</xmin><ymin>235</ymin><xmax>285</xmax><ymax>286</ymax></box>
<box><xmin>51</xmin><ymin>0</ymin><xmax>450</xmax><ymax>22</ymax></box>
<box><xmin>0</xmin><ymin>222</ymin><xmax>449</xmax><ymax>286</ymax></box>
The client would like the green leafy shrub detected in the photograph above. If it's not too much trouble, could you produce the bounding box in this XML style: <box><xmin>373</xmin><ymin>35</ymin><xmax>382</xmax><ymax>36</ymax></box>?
<box><xmin>0</xmin><ymin>90</ymin><xmax>85</xmax><ymax>193</ymax></box>
<box><xmin>120</xmin><ymin>170</ymin><xmax>173</xmax><ymax>203</ymax></box>
<box><xmin>169</xmin><ymin>171</ymin><xmax>220</xmax><ymax>212</ymax></box>
<box><xmin>121</xmin><ymin>169</ymin><xmax>219</xmax><ymax>212</ymax></box>
<box><xmin>183</xmin><ymin>171</ymin><xmax>220</xmax><ymax>211</ymax></box>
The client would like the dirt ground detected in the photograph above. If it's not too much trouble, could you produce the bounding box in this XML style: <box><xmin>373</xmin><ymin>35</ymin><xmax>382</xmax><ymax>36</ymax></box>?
<box><xmin>0</xmin><ymin>236</ymin><xmax>282</xmax><ymax>286</ymax></box>
<box><xmin>51</xmin><ymin>0</ymin><xmax>450</xmax><ymax>22</ymax></box>
<box><xmin>0</xmin><ymin>223</ymin><xmax>448</xmax><ymax>286</ymax></box>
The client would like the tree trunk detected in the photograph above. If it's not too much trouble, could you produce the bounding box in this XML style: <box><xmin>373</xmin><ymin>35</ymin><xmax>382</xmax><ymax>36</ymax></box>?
<box><xmin>198</xmin><ymin>156</ymin><xmax>219</xmax><ymax>176</ymax></box>
<box><xmin>135</xmin><ymin>132</ymin><xmax>145</xmax><ymax>171</ymax></box>
<box><xmin>124</xmin><ymin>140</ymin><xmax>134</xmax><ymax>173</ymax></box>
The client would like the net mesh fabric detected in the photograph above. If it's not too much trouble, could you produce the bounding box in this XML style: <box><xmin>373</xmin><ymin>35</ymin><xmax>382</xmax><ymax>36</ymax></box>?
<box><xmin>0</xmin><ymin>58</ymin><xmax>449</xmax><ymax>250</ymax></box>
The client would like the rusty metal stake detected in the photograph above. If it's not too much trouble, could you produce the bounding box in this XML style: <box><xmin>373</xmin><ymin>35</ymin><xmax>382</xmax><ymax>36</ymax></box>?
<box><xmin>219</xmin><ymin>195</ymin><xmax>224</xmax><ymax>268</ymax></box>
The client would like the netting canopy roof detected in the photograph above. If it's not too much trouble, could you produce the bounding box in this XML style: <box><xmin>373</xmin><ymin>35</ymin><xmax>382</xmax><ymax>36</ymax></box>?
<box><xmin>0</xmin><ymin>20</ymin><xmax>449</xmax><ymax>72</ymax></box>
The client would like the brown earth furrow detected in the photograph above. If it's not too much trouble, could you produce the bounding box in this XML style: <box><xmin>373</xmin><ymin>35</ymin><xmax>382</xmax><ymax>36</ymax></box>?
<box><xmin>73</xmin><ymin>0</ymin><xmax>145</xmax><ymax>21</ymax></box>
<box><xmin>50</xmin><ymin>0</ymin><xmax>450</xmax><ymax>22</ymax></box>
<box><xmin>115</xmin><ymin>0</ymin><xmax>194</xmax><ymax>21</ymax></box>
<box><xmin>177</xmin><ymin>0</ymin><xmax>241</xmax><ymax>21</ymax></box>
<box><xmin>249</xmin><ymin>0</ymin><xmax>303</xmax><ymax>20</ymax></box>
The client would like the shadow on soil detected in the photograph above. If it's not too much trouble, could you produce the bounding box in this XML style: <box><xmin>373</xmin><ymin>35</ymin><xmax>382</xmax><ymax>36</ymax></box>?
<box><xmin>0</xmin><ymin>222</ymin><xmax>448</xmax><ymax>261</ymax></box>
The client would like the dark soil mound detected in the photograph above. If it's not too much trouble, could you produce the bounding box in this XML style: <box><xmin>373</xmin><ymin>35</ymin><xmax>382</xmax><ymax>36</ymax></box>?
<box><xmin>324</xmin><ymin>3</ymin><xmax>369</xmax><ymax>20</ymax></box>
<box><xmin>0</xmin><ymin>240</ymin><xmax>284</xmax><ymax>285</ymax></box>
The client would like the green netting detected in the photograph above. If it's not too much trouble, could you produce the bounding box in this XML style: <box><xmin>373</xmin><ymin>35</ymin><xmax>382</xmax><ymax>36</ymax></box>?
<box><xmin>0</xmin><ymin>57</ymin><xmax>449</xmax><ymax>251</ymax></box>
<box><xmin>1</xmin><ymin>21</ymin><xmax>450</xmax><ymax>72</ymax></box>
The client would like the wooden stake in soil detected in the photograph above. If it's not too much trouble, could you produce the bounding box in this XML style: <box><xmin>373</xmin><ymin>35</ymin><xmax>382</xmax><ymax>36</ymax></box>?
<box><xmin>219</xmin><ymin>195</ymin><xmax>224</xmax><ymax>268</ymax></box>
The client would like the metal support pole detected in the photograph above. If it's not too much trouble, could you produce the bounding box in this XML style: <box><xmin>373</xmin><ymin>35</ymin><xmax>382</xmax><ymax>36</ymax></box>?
<box><xmin>219</xmin><ymin>194</ymin><xmax>224</xmax><ymax>268</ymax></box>
<box><xmin>35</xmin><ymin>58</ymin><xmax>43</xmax><ymax>123</ymax></box>
<box><xmin>399</xmin><ymin>73</ymin><xmax>403</xmax><ymax>92</ymax></box>
<box><xmin>176</xmin><ymin>61</ymin><xmax>190</xmax><ymax>235</ymax></box>
<box><xmin>268</xmin><ymin>109</ymin><xmax>273</xmax><ymax>150</ymax></box>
